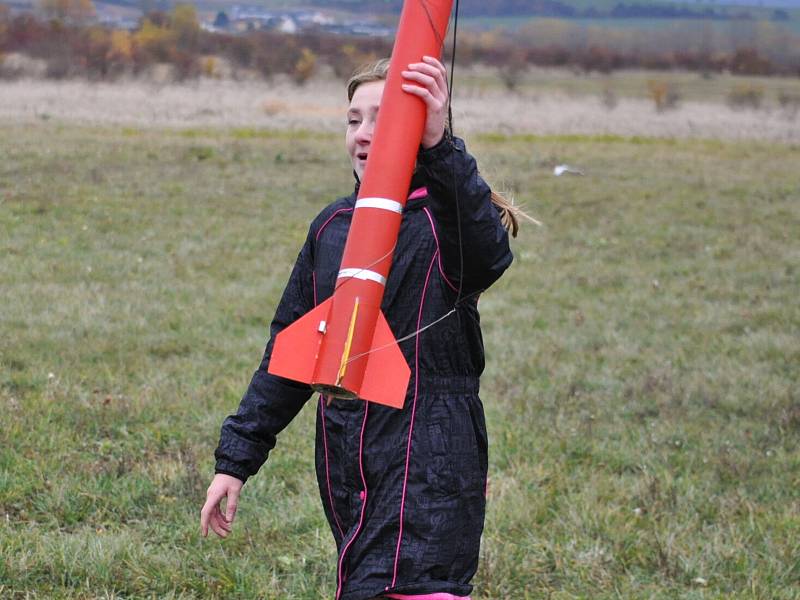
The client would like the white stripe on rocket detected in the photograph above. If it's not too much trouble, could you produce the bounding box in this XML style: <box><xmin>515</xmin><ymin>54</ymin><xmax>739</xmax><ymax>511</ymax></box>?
<box><xmin>354</xmin><ymin>197</ymin><xmax>404</xmax><ymax>214</ymax></box>
<box><xmin>337</xmin><ymin>268</ymin><xmax>387</xmax><ymax>286</ymax></box>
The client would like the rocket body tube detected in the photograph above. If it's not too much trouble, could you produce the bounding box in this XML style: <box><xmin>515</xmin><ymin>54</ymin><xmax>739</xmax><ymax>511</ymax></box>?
<box><xmin>268</xmin><ymin>0</ymin><xmax>454</xmax><ymax>409</ymax></box>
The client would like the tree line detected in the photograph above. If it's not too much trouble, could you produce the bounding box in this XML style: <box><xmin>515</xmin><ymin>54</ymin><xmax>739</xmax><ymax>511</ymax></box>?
<box><xmin>0</xmin><ymin>5</ymin><xmax>797</xmax><ymax>82</ymax></box>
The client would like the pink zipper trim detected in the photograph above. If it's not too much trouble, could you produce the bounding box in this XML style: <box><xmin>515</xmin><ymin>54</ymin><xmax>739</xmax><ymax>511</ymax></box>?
<box><xmin>316</xmin><ymin>207</ymin><xmax>354</xmax><ymax>242</ymax></box>
<box><xmin>335</xmin><ymin>402</ymin><xmax>370</xmax><ymax>600</ymax></box>
<box><xmin>312</xmin><ymin>209</ymin><xmax>354</xmax><ymax>543</ymax></box>
<box><xmin>320</xmin><ymin>188</ymin><xmax>429</xmax><ymax>597</ymax></box>
<box><xmin>320</xmin><ymin>398</ymin><xmax>345</xmax><ymax>539</ymax></box>
<box><xmin>422</xmin><ymin>207</ymin><xmax>458</xmax><ymax>293</ymax></box>
<box><xmin>390</xmin><ymin>249</ymin><xmax>438</xmax><ymax>588</ymax></box>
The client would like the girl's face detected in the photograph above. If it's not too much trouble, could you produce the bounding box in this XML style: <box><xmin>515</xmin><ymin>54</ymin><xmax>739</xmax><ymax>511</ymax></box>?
<box><xmin>345</xmin><ymin>80</ymin><xmax>385</xmax><ymax>180</ymax></box>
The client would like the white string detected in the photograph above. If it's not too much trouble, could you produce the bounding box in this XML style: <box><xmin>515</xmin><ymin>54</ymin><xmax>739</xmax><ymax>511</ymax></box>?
<box><xmin>345</xmin><ymin>307</ymin><xmax>457</xmax><ymax>365</ymax></box>
<box><xmin>342</xmin><ymin>285</ymin><xmax>486</xmax><ymax>366</ymax></box>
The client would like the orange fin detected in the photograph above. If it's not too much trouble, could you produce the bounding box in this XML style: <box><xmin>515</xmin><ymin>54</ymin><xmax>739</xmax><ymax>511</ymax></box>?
<box><xmin>268</xmin><ymin>298</ymin><xmax>331</xmax><ymax>384</ymax></box>
<box><xmin>358</xmin><ymin>311</ymin><xmax>410</xmax><ymax>410</ymax></box>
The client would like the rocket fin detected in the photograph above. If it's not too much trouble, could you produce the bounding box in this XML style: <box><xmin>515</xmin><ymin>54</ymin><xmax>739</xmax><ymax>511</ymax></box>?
<box><xmin>268</xmin><ymin>298</ymin><xmax>331</xmax><ymax>384</ymax></box>
<box><xmin>358</xmin><ymin>311</ymin><xmax>411</xmax><ymax>410</ymax></box>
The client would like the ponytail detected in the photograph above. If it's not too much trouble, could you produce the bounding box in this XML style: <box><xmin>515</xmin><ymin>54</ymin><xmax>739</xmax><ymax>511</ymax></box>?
<box><xmin>490</xmin><ymin>191</ymin><xmax>541</xmax><ymax>238</ymax></box>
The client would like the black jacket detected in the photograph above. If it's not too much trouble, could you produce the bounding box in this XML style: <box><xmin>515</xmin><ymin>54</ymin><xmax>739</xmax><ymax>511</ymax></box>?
<box><xmin>214</xmin><ymin>136</ymin><xmax>513</xmax><ymax>600</ymax></box>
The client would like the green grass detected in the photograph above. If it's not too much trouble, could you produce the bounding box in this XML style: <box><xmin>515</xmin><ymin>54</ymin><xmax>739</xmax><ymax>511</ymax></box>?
<box><xmin>1</xmin><ymin>122</ymin><xmax>799</xmax><ymax>598</ymax></box>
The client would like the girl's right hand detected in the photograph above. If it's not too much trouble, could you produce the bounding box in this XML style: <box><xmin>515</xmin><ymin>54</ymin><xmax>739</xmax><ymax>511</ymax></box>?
<box><xmin>200</xmin><ymin>473</ymin><xmax>243</xmax><ymax>538</ymax></box>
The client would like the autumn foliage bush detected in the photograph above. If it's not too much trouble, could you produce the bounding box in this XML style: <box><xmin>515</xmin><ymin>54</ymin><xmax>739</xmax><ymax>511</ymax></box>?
<box><xmin>0</xmin><ymin>6</ymin><xmax>798</xmax><ymax>83</ymax></box>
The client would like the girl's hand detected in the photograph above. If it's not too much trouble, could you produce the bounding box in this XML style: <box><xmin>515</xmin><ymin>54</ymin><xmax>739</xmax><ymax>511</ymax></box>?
<box><xmin>401</xmin><ymin>55</ymin><xmax>449</xmax><ymax>149</ymax></box>
<box><xmin>200</xmin><ymin>473</ymin><xmax>243</xmax><ymax>538</ymax></box>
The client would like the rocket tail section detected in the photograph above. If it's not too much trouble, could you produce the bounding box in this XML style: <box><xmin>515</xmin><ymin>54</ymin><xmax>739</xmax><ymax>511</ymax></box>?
<box><xmin>268</xmin><ymin>299</ymin><xmax>410</xmax><ymax>410</ymax></box>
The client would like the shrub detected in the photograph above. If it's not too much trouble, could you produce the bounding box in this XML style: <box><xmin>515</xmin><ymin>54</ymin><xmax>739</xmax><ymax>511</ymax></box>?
<box><xmin>729</xmin><ymin>48</ymin><xmax>773</xmax><ymax>76</ymax></box>
<box><xmin>45</xmin><ymin>52</ymin><xmax>73</xmax><ymax>78</ymax></box>
<box><xmin>579</xmin><ymin>46</ymin><xmax>622</xmax><ymax>74</ymax></box>
<box><xmin>0</xmin><ymin>51</ymin><xmax>47</xmax><ymax>78</ymax></box>
<box><xmin>172</xmin><ymin>3</ymin><xmax>199</xmax><ymax>51</ymax></box>
<box><xmin>329</xmin><ymin>43</ymin><xmax>378</xmax><ymax>79</ymax></box>
<box><xmin>601</xmin><ymin>88</ymin><xmax>618</xmax><ymax>110</ymax></box>
<box><xmin>647</xmin><ymin>80</ymin><xmax>680</xmax><ymax>112</ymax></box>
<box><xmin>777</xmin><ymin>90</ymin><xmax>800</xmax><ymax>120</ymax></box>
<box><xmin>134</xmin><ymin>18</ymin><xmax>175</xmax><ymax>65</ymax></box>
<box><xmin>498</xmin><ymin>48</ymin><xmax>527</xmax><ymax>92</ymax></box>
<box><xmin>39</xmin><ymin>0</ymin><xmax>95</xmax><ymax>24</ymax></box>
<box><xmin>201</xmin><ymin>55</ymin><xmax>216</xmax><ymax>78</ymax></box>
<box><xmin>293</xmin><ymin>47</ymin><xmax>317</xmax><ymax>85</ymax></box>
<box><xmin>82</xmin><ymin>25</ymin><xmax>112</xmax><ymax>79</ymax></box>
<box><xmin>727</xmin><ymin>84</ymin><xmax>764</xmax><ymax>110</ymax></box>
<box><xmin>107</xmin><ymin>30</ymin><xmax>133</xmax><ymax>74</ymax></box>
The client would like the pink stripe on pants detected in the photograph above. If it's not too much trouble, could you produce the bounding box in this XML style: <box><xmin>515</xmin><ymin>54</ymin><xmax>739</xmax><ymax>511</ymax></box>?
<box><xmin>384</xmin><ymin>594</ymin><xmax>470</xmax><ymax>600</ymax></box>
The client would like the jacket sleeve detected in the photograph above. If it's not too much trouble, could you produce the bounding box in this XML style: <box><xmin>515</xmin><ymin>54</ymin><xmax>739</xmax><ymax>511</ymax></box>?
<box><xmin>213</xmin><ymin>229</ymin><xmax>316</xmax><ymax>483</ymax></box>
<box><xmin>417</xmin><ymin>135</ymin><xmax>513</xmax><ymax>297</ymax></box>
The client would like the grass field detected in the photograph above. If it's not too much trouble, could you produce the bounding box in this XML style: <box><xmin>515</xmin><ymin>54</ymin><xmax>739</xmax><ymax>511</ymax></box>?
<box><xmin>1</xmin><ymin>117</ymin><xmax>799</xmax><ymax>599</ymax></box>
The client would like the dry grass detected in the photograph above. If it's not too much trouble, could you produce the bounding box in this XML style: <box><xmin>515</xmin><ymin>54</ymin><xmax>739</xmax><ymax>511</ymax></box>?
<box><xmin>1</xmin><ymin>69</ymin><xmax>799</xmax><ymax>142</ymax></box>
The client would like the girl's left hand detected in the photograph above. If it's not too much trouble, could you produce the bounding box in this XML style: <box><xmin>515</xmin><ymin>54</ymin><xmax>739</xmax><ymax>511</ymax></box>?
<box><xmin>402</xmin><ymin>55</ymin><xmax>449</xmax><ymax>149</ymax></box>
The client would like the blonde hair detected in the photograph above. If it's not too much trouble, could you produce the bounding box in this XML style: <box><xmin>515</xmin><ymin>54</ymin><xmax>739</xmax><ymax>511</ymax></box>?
<box><xmin>347</xmin><ymin>58</ymin><xmax>391</xmax><ymax>102</ymax></box>
<box><xmin>347</xmin><ymin>59</ymin><xmax>535</xmax><ymax>237</ymax></box>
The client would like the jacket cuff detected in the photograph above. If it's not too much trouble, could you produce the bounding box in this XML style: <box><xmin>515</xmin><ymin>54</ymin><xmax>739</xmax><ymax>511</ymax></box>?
<box><xmin>214</xmin><ymin>461</ymin><xmax>249</xmax><ymax>483</ymax></box>
<box><xmin>418</xmin><ymin>132</ymin><xmax>457</xmax><ymax>165</ymax></box>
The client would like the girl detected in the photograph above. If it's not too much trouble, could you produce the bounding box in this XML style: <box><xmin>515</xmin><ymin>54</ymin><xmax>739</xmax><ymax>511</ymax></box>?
<box><xmin>201</xmin><ymin>56</ymin><xmax>521</xmax><ymax>600</ymax></box>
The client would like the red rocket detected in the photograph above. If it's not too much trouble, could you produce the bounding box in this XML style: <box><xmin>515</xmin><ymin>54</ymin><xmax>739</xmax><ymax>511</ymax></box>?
<box><xmin>267</xmin><ymin>0</ymin><xmax>454</xmax><ymax>409</ymax></box>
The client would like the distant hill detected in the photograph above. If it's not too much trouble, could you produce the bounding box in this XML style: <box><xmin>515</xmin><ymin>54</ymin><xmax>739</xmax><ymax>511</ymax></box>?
<box><xmin>701</xmin><ymin>0</ymin><xmax>798</xmax><ymax>6</ymax></box>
